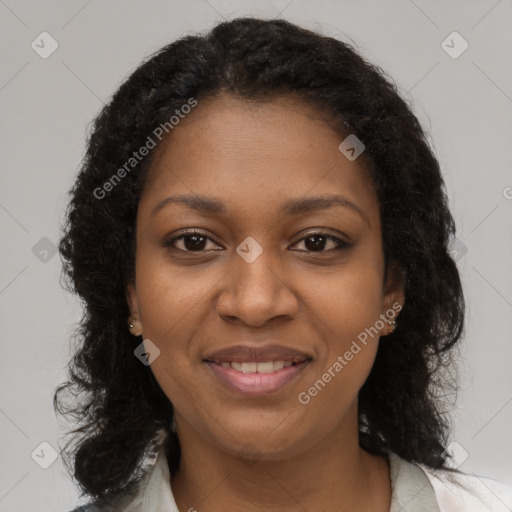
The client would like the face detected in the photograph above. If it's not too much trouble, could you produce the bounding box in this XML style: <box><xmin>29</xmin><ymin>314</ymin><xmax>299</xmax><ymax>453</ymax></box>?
<box><xmin>126</xmin><ymin>93</ymin><xmax>404</xmax><ymax>461</ymax></box>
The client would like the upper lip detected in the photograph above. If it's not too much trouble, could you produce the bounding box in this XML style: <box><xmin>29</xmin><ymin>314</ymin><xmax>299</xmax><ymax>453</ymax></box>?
<box><xmin>204</xmin><ymin>344</ymin><xmax>312</xmax><ymax>364</ymax></box>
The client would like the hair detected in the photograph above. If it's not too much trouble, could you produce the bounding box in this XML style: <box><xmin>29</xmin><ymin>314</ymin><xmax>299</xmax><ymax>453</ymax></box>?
<box><xmin>55</xmin><ymin>16</ymin><xmax>465</xmax><ymax>505</ymax></box>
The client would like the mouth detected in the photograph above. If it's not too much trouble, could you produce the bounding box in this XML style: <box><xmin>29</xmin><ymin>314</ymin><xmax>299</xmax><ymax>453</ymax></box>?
<box><xmin>203</xmin><ymin>358</ymin><xmax>312</xmax><ymax>396</ymax></box>
<box><xmin>206</xmin><ymin>359</ymin><xmax>305</xmax><ymax>372</ymax></box>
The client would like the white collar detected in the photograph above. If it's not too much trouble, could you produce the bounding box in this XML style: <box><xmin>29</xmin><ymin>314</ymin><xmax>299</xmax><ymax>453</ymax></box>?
<box><xmin>125</xmin><ymin>439</ymin><xmax>179</xmax><ymax>511</ymax></box>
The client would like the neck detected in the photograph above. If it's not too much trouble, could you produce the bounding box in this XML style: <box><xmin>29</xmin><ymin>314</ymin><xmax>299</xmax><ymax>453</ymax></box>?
<box><xmin>170</xmin><ymin>405</ymin><xmax>391</xmax><ymax>512</ymax></box>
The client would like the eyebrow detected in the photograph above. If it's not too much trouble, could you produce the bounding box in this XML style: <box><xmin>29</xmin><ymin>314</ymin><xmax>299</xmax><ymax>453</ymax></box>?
<box><xmin>151</xmin><ymin>193</ymin><xmax>369</xmax><ymax>226</ymax></box>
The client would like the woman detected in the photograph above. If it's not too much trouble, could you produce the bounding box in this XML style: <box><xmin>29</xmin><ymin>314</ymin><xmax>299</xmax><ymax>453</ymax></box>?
<box><xmin>56</xmin><ymin>17</ymin><xmax>512</xmax><ymax>512</ymax></box>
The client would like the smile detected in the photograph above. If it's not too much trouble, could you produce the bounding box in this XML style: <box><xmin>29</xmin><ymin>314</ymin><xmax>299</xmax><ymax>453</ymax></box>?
<box><xmin>204</xmin><ymin>359</ymin><xmax>311</xmax><ymax>396</ymax></box>
<box><xmin>218</xmin><ymin>360</ymin><xmax>294</xmax><ymax>373</ymax></box>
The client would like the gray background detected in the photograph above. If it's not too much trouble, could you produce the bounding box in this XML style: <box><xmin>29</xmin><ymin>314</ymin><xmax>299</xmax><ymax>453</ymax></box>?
<box><xmin>1</xmin><ymin>1</ymin><xmax>511</xmax><ymax>511</ymax></box>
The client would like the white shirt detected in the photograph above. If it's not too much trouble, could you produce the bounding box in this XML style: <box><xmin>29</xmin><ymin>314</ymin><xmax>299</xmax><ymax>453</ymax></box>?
<box><xmin>72</xmin><ymin>432</ymin><xmax>512</xmax><ymax>511</ymax></box>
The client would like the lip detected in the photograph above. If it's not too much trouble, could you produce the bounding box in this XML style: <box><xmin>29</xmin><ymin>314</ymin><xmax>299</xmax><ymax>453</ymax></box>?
<box><xmin>203</xmin><ymin>344</ymin><xmax>312</xmax><ymax>363</ymax></box>
<box><xmin>205</xmin><ymin>359</ymin><xmax>311</xmax><ymax>396</ymax></box>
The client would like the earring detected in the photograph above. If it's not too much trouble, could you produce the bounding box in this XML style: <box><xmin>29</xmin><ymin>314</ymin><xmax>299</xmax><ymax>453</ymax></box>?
<box><xmin>128</xmin><ymin>317</ymin><xmax>142</xmax><ymax>336</ymax></box>
<box><xmin>387</xmin><ymin>319</ymin><xmax>397</xmax><ymax>334</ymax></box>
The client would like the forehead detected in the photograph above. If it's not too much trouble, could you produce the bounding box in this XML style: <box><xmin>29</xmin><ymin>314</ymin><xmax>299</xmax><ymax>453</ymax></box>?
<box><xmin>140</xmin><ymin>93</ymin><xmax>378</xmax><ymax>224</ymax></box>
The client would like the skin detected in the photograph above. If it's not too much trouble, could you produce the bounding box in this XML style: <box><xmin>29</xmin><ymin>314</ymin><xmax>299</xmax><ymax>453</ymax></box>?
<box><xmin>126</xmin><ymin>93</ymin><xmax>405</xmax><ymax>512</ymax></box>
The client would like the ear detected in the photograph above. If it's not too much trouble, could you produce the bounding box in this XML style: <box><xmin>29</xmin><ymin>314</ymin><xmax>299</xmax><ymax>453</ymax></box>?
<box><xmin>126</xmin><ymin>281</ymin><xmax>143</xmax><ymax>337</ymax></box>
<box><xmin>126</xmin><ymin>282</ymin><xmax>139</xmax><ymax>316</ymax></box>
<box><xmin>380</xmin><ymin>261</ymin><xmax>405</xmax><ymax>336</ymax></box>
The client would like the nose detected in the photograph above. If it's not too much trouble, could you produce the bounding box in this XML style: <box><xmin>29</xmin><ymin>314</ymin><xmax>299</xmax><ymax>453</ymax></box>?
<box><xmin>216</xmin><ymin>248</ymin><xmax>300</xmax><ymax>327</ymax></box>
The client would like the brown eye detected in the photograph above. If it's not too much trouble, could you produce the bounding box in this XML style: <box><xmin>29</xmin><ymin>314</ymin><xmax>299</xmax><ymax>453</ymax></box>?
<box><xmin>291</xmin><ymin>233</ymin><xmax>352</xmax><ymax>252</ymax></box>
<box><xmin>163</xmin><ymin>231</ymin><xmax>222</xmax><ymax>252</ymax></box>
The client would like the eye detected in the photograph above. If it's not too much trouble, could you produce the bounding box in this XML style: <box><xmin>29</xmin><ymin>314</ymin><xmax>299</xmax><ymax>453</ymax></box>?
<box><xmin>163</xmin><ymin>230</ymin><xmax>223</xmax><ymax>252</ymax></box>
<box><xmin>291</xmin><ymin>232</ymin><xmax>352</xmax><ymax>253</ymax></box>
<box><xmin>163</xmin><ymin>230</ymin><xmax>352</xmax><ymax>254</ymax></box>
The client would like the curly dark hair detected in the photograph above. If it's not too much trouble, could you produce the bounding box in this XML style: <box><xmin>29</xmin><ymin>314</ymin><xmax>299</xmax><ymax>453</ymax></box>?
<box><xmin>55</xmin><ymin>16</ymin><xmax>465</xmax><ymax>505</ymax></box>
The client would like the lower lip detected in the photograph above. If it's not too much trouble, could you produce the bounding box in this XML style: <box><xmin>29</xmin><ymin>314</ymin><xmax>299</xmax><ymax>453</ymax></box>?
<box><xmin>204</xmin><ymin>360</ymin><xmax>311</xmax><ymax>397</ymax></box>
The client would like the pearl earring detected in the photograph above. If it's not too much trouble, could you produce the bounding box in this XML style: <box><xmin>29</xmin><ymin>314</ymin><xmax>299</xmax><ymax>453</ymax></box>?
<box><xmin>387</xmin><ymin>319</ymin><xmax>397</xmax><ymax>334</ymax></box>
<box><xmin>128</xmin><ymin>318</ymin><xmax>142</xmax><ymax>336</ymax></box>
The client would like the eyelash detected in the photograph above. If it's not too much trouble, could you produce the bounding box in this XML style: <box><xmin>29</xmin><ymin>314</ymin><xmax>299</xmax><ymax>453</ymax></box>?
<box><xmin>163</xmin><ymin>229</ymin><xmax>352</xmax><ymax>254</ymax></box>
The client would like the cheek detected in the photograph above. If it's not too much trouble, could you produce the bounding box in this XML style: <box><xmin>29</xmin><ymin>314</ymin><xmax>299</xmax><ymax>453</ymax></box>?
<box><xmin>134</xmin><ymin>258</ymin><xmax>211</xmax><ymax>412</ymax></box>
<box><xmin>134</xmin><ymin>248</ymin><xmax>219</xmax><ymax>343</ymax></box>
<box><xmin>297</xmin><ymin>270</ymin><xmax>383</xmax><ymax>416</ymax></box>
<box><xmin>304</xmin><ymin>250</ymin><xmax>384</xmax><ymax>339</ymax></box>
<box><xmin>132</xmin><ymin>252</ymin><xmax>216</xmax><ymax>406</ymax></box>
<box><xmin>299</xmin><ymin>250</ymin><xmax>384</xmax><ymax>389</ymax></box>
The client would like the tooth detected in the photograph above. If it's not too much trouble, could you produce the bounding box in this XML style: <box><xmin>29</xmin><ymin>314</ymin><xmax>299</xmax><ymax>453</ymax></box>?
<box><xmin>273</xmin><ymin>360</ymin><xmax>285</xmax><ymax>371</ymax></box>
<box><xmin>256</xmin><ymin>361</ymin><xmax>274</xmax><ymax>373</ymax></box>
<box><xmin>240</xmin><ymin>362</ymin><xmax>257</xmax><ymax>373</ymax></box>
<box><xmin>224</xmin><ymin>360</ymin><xmax>295</xmax><ymax>373</ymax></box>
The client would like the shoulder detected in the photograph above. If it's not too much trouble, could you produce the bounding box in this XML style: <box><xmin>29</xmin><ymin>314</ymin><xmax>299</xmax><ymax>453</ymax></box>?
<box><xmin>422</xmin><ymin>465</ymin><xmax>512</xmax><ymax>511</ymax></box>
